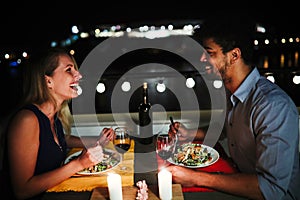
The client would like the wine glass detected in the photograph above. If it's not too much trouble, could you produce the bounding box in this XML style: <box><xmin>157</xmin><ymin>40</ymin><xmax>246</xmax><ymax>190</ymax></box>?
<box><xmin>156</xmin><ymin>130</ymin><xmax>176</xmax><ymax>167</ymax></box>
<box><xmin>113</xmin><ymin>127</ymin><xmax>132</xmax><ymax>171</ymax></box>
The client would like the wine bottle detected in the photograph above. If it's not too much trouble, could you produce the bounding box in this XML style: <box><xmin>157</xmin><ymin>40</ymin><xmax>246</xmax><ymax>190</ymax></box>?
<box><xmin>138</xmin><ymin>82</ymin><xmax>153</xmax><ymax>145</ymax></box>
<box><xmin>134</xmin><ymin>82</ymin><xmax>158</xmax><ymax>186</ymax></box>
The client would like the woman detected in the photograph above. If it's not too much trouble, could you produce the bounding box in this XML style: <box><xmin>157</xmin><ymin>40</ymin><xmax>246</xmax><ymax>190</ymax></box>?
<box><xmin>2</xmin><ymin>47</ymin><xmax>114</xmax><ymax>199</ymax></box>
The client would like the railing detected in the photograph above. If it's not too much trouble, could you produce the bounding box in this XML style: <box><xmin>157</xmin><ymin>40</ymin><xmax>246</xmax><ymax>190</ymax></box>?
<box><xmin>71</xmin><ymin>109</ymin><xmax>225</xmax><ymax>137</ymax></box>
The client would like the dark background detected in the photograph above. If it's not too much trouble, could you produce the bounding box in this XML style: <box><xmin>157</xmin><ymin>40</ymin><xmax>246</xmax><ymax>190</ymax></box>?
<box><xmin>1</xmin><ymin>3</ymin><xmax>299</xmax><ymax>48</ymax></box>
<box><xmin>1</xmin><ymin>2</ymin><xmax>299</xmax><ymax>119</ymax></box>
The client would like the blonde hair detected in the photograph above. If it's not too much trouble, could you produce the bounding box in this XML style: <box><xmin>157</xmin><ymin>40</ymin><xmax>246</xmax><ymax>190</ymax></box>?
<box><xmin>58</xmin><ymin>101</ymin><xmax>72</xmax><ymax>135</ymax></box>
<box><xmin>21</xmin><ymin>47</ymin><xmax>77</xmax><ymax>135</ymax></box>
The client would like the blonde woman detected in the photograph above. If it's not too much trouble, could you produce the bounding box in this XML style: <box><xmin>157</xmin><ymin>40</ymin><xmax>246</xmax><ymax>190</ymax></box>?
<box><xmin>2</xmin><ymin>47</ymin><xmax>114</xmax><ymax>199</ymax></box>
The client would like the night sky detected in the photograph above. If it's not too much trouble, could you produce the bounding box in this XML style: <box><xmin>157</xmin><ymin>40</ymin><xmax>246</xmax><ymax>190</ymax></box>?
<box><xmin>0</xmin><ymin>2</ymin><xmax>299</xmax><ymax>118</ymax></box>
<box><xmin>1</xmin><ymin>3</ymin><xmax>299</xmax><ymax>50</ymax></box>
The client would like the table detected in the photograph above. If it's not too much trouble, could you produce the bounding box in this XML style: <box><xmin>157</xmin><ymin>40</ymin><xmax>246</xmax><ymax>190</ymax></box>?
<box><xmin>43</xmin><ymin>139</ymin><xmax>247</xmax><ymax>200</ymax></box>
<box><xmin>42</xmin><ymin>189</ymin><xmax>246</xmax><ymax>200</ymax></box>
<box><xmin>157</xmin><ymin>141</ymin><xmax>238</xmax><ymax>193</ymax></box>
<box><xmin>47</xmin><ymin>141</ymin><xmax>135</xmax><ymax>192</ymax></box>
<box><xmin>89</xmin><ymin>184</ymin><xmax>184</xmax><ymax>200</ymax></box>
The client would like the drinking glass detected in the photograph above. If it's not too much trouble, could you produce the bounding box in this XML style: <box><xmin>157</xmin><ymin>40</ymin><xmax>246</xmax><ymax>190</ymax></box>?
<box><xmin>113</xmin><ymin>127</ymin><xmax>131</xmax><ymax>171</ymax></box>
<box><xmin>156</xmin><ymin>130</ymin><xmax>176</xmax><ymax>166</ymax></box>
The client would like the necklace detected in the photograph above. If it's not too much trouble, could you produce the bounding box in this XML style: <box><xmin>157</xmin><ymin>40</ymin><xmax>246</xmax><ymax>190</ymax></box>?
<box><xmin>36</xmin><ymin>104</ymin><xmax>63</xmax><ymax>152</ymax></box>
<box><xmin>53</xmin><ymin>121</ymin><xmax>63</xmax><ymax>152</ymax></box>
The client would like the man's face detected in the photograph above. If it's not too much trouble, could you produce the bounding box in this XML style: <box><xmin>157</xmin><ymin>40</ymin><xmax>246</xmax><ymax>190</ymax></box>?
<box><xmin>200</xmin><ymin>38</ymin><xmax>233</xmax><ymax>85</ymax></box>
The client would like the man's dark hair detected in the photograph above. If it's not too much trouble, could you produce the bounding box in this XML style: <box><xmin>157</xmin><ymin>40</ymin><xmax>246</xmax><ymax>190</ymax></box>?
<box><xmin>193</xmin><ymin>16</ymin><xmax>256</xmax><ymax>66</ymax></box>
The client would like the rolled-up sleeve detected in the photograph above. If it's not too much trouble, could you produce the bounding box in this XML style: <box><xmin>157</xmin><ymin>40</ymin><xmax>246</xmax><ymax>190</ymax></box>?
<box><xmin>255</xmin><ymin>101</ymin><xmax>299</xmax><ymax>199</ymax></box>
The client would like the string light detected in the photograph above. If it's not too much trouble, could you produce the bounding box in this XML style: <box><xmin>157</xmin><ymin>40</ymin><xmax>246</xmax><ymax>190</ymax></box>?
<box><xmin>156</xmin><ymin>81</ymin><xmax>166</xmax><ymax>93</ymax></box>
<box><xmin>96</xmin><ymin>82</ymin><xmax>106</xmax><ymax>93</ymax></box>
<box><xmin>186</xmin><ymin>77</ymin><xmax>195</xmax><ymax>88</ymax></box>
<box><xmin>121</xmin><ymin>81</ymin><xmax>131</xmax><ymax>92</ymax></box>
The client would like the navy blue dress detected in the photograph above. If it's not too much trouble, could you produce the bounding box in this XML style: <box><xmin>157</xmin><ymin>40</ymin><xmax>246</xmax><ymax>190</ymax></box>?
<box><xmin>1</xmin><ymin>104</ymin><xmax>68</xmax><ymax>199</ymax></box>
<box><xmin>29</xmin><ymin>104</ymin><xmax>67</xmax><ymax>175</ymax></box>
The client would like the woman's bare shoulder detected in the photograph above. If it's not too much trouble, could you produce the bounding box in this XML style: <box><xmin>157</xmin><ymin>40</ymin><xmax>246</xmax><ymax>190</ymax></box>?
<box><xmin>8</xmin><ymin>109</ymin><xmax>39</xmax><ymax>137</ymax></box>
<box><xmin>11</xmin><ymin>109</ymin><xmax>38</xmax><ymax>124</ymax></box>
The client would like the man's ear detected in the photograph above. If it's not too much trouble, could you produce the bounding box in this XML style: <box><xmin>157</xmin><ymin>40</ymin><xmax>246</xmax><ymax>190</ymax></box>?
<box><xmin>232</xmin><ymin>52</ymin><xmax>238</xmax><ymax>59</ymax></box>
<box><xmin>230</xmin><ymin>48</ymin><xmax>241</xmax><ymax>64</ymax></box>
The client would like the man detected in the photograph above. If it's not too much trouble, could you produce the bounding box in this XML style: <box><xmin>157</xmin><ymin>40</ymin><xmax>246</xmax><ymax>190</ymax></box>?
<box><xmin>167</xmin><ymin>16</ymin><xmax>300</xmax><ymax>200</ymax></box>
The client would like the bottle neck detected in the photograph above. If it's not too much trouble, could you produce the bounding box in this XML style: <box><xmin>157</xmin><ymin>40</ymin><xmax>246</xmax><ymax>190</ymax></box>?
<box><xmin>142</xmin><ymin>85</ymin><xmax>149</xmax><ymax>104</ymax></box>
<box><xmin>143</xmin><ymin>91</ymin><xmax>148</xmax><ymax>104</ymax></box>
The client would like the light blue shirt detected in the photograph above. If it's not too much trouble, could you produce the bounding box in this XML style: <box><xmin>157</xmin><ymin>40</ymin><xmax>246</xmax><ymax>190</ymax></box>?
<box><xmin>226</xmin><ymin>67</ymin><xmax>300</xmax><ymax>200</ymax></box>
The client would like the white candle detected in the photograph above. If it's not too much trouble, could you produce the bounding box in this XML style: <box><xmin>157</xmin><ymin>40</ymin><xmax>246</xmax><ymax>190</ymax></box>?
<box><xmin>107</xmin><ymin>173</ymin><xmax>123</xmax><ymax>200</ymax></box>
<box><xmin>158</xmin><ymin>169</ymin><xmax>172</xmax><ymax>200</ymax></box>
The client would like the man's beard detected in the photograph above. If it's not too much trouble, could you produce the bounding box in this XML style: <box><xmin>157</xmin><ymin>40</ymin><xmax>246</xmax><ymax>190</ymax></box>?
<box><xmin>220</xmin><ymin>65</ymin><xmax>231</xmax><ymax>84</ymax></box>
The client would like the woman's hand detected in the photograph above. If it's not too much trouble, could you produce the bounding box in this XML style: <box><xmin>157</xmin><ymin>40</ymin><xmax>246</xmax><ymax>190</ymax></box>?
<box><xmin>97</xmin><ymin>127</ymin><xmax>114</xmax><ymax>146</ymax></box>
<box><xmin>77</xmin><ymin>145</ymin><xmax>104</xmax><ymax>169</ymax></box>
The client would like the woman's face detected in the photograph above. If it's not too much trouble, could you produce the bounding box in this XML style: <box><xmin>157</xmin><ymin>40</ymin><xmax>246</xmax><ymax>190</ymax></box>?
<box><xmin>46</xmin><ymin>54</ymin><xmax>82</xmax><ymax>102</ymax></box>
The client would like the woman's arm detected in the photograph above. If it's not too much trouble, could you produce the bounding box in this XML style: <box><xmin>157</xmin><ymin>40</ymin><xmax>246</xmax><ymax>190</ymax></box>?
<box><xmin>7</xmin><ymin>110</ymin><xmax>104</xmax><ymax>199</ymax></box>
<box><xmin>65</xmin><ymin>127</ymin><xmax>115</xmax><ymax>148</ymax></box>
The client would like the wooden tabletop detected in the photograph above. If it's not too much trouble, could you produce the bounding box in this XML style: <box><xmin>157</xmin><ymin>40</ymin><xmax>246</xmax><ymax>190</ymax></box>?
<box><xmin>44</xmin><ymin>139</ymin><xmax>247</xmax><ymax>200</ymax></box>
<box><xmin>47</xmin><ymin>141</ymin><xmax>135</xmax><ymax>193</ymax></box>
<box><xmin>90</xmin><ymin>184</ymin><xmax>184</xmax><ymax>200</ymax></box>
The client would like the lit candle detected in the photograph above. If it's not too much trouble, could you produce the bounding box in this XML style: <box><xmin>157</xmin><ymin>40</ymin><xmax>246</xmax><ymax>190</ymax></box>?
<box><xmin>158</xmin><ymin>168</ymin><xmax>172</xmax><ymax>200</ymax></box>
<box><xmin>107</xmin><ymin>173</ymin><xmax>123</xmax><ymax>200</ymax></box>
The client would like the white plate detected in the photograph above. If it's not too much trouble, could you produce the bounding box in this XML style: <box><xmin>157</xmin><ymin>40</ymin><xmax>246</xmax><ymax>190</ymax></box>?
<box><xmin>64</xmin><ymin>148</ymin><xmax>121</xmax><ymax>175</ymax></box>
<box><xmin>167</xmin><ymin>143</ymin><xmax>219</xmax><ymax>168</ymax></box>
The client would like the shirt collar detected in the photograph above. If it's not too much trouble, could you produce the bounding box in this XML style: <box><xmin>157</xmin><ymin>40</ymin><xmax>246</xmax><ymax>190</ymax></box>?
<box><xmin>232</xmin><ymin>67</ymin><xmax>260</xmax><ymax>104</ymax></box>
